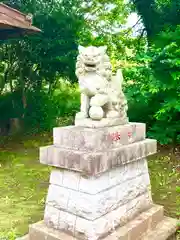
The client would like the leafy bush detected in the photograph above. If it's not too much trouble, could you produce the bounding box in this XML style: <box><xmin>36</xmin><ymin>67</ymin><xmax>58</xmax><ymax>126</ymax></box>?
<box><xmin>24</xmin><ymin>83</ymin><xmax>80</xmax><ymax>132</ymax></box>
<box><xmin>123</xmin><ymin>26</ymin><xmax>180</xmax><ymax>145</ymax></box>
<box><xmin>53</xmin><ymin>82</ymin><xmax>80</xmax><ymax>118</ymax></box>
<box><xmin>24</xmin><ymin>90</ymin><xmax>58</xmax><ymax>132</ymax></box>
<box><xmin>0</xmin><ymin>230</ymin><xmax>17</xmax><ymax>240</ymax></box>
<box><xmin>0</xmin><ymin>82</ymin><xmax>80</xmax><ymax>134</ymax></box>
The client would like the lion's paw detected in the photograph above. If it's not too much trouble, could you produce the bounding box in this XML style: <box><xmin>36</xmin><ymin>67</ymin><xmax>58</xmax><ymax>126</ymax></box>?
<box><xmin>76</xmin><ymin>112</ymin><xmax>88</xmax><ymax>119</ymax></box>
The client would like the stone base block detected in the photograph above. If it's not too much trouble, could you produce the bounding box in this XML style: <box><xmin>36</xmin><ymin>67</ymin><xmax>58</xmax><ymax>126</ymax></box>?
<box><xmin>53</xmin><ymin>123</ymin><xmax>146</xmax><ymax>151</ymax></box>
<box><xmin>45</xmin><ymin>159</ymin><xmax>151</xmax><ymax>220</ymax></box>
<box><xmin>40</xmin><ymin>139</ymin><xmax>157</xmax><ymax>176</ymax></box>
<box><xmin>44</xmin><ymin>192</ymin><xmax>152</xmax><ymax>239</ymax></box>
<box><xmin>49</xmin><ymin>158</ymin><xmax>149</xmax><ymax>195</ymax></box>
<box><xmin>75</xmin><ymin>117</ymin><xmax>128</xmax><ymax>128</ymax></box>
<box><xmin>21</xmin><ymin>205</ymin><xmax>178</xmax><ymax>240</ymax></box>
<box><xmin>141</xmin><ymin>218</ymin><xmax>178</xmax><ymax>240</ymax></box>
<box><xmin>44</xmin><ymin>158</ymin><xmax>153</xmax><ymax>239</ymax></box>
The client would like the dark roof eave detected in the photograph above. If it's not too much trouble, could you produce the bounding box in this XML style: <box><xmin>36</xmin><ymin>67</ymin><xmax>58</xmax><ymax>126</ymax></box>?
<box><xmin>0</xmin><ymin>27</ymin><xmax>41</xmax><ymax>40</ymax></box>
<box><xmin>0</xmin><ymin>2</ymin><xmax>41</xmax><ymax>39</ymax></box>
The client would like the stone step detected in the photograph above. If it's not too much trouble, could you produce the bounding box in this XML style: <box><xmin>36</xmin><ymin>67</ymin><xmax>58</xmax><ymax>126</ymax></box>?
<box><xmin>16</xmin><ymin>235</ymin><xmax>29</xmax><ymax>240</ymax></box>
<box><xmin>105</xmin><ymin>204</ymin><xmax>165</xmax><ymax>240</ymax></box>
<box><xmin>18</xmin><ymin>205</ymin><xmax>173</xmax><ymax>240</ymax></box>
<box><xmin>17</xmin><ymin>218</ymin><xmax>178</xmax><ymax>240</ymax></box>
<box><xmin>141</xmin><ymin>217</ymin><xmax>178</xmax><ymax>240</ymax></box>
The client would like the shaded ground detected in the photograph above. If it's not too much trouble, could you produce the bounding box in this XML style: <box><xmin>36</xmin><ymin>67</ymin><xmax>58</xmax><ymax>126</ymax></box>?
<box><xmin>0</xmin><ymin>134</ymin><xmax>179</xmax><ymax>239</ymax></box>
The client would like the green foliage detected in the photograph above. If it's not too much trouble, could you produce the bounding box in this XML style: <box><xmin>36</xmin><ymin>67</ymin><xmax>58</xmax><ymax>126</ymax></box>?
<box><xmin>123</xmin><ymin>0</ymin><xmax>180</xmax><ymax>145</ymax></box>
<box><xmin>0</xmin><ymin>0</ymin><xmax>83</xmax><ymax>133</ymax></box>
<box><xmin>24</xmin><ymin>83</ymin><xmax>80</xmax><ymax>132</ymax></box>
<box><xmin>0</xmin><ymin>92</ymin><xmax>20</xmax><ymax>119</ymax></box>
<box><xmin>123</xmin><ymin>26</ymin><xmax>180</xmax><ymax>145</ymax></box>
<box><xmin>0</xmin><ymin>0</ymin><xmax>179</xmax><ymax>147</ymax></box>
<box><xmin>24</xmin><ymin>91</ymin><xmax>58</xmax><ymax>132</ymax></box>
<box><xmin>148</xmin><ymin>27</ymin><xmax>180</xmax><ymax>144</ymax></box>
<box><xmin>52</xmin><ymin>82</ymin><xmax>79</xmax><ymax>117</ymax></box>
<box><xmin>131</xmin><ymin>0</ymin><xmax>180</xmax><ymax>41</ymax></box>
<box><xmin>1</xmin><ymin>1</ymin><xmax>180</xmax><ymax>238</ymax></box>
<box><xmin>0</xmin><ymin>230</ymin><xmax>17</xmax><ymax>240</ymax></box>
<box><xmin>0</xmin><ymin>0</ymin><xmax>132</xmax><ymax>134</ymax></box>
<box><xmin>1</xmin><ymin>0</ymin><xmax>83</xmax><ymax>83</ymax></box>
<box><xmin>0</xmin><ymin>83</ymin><xmax>80</xmax><ymax>133</ymax></box>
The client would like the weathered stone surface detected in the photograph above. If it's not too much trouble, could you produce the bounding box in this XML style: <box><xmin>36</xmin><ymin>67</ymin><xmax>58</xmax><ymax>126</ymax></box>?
<box><xmin>53</xmin><ymin>123</ymin><xmax>146</xmax><ymax>151</ymax></box>
<box><xmin>27</xmin><ymin>205</ymin><xmax>174</xmax><ymax>240</ymax></box>
<box><xmin>89</xmin><ymin>106</ymin><xmax>104</xmax><ymax>120</ymax></box>
<box><xmin>129</xmin><ymin>205</ymin><xmax>164</xmax><ymax>239</ymax></box>
<box><xmin>46</xmin><ymin>173</ymin><xmax>151</xmax><ymax>220</ymax></box>
<box><xmin>141</xmin><ymin>217</ymin><xmax>178</xmax><ymax>240</ymax></box>
<box><xmin>90</xmin><ymin>94</ymin><xmax>109</xmax><ymax>107</ymax></box>
<box><xmin>75</xmin><ymin>117</ymin><xmax>128</xmax><ymax>128</ymax></box>
<box><xmin>167</xmin><ymin>234</ymin><xmax>178</xmax><ymax>240</ymax></box>
<box><xmin>29</xmin><ymin>221</ymin><xmax>75</xmax><ymax>240</ymax></box>
<box><xmin>150</xmin><ymin>204</ymin><xmax>165</xmax><ymax>229</ymax></box>
<box><xmin>44</xmin><ymin>205</ymin><xmax>59</xmax><ymax>229</ymax></box>
<box><xmin>75</xmin><ymin>46</ymin><xmax>128</xmax><ymax>124</ymax></box>
<box><xmin>40</xmin><ymin>139</ymin><xmax>157</xmax><ymax>176</ymax></box>
<box><xmin>44</xmin><ymin>192</ymin><xmax>152</xmax><ymax>239</ymax></box>
<box><xmin>50</xmin><ymin>158</ymin><xmax>149</xmax><ymax>194</ymax></box>
<box><xmin>16</xmin><ymin>235</ymin><xmax>29</xmax><ymax>240</ymax></box>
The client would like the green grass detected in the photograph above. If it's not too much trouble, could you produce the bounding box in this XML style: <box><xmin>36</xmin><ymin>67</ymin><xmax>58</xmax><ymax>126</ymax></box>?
<box><xmin>0</xmin><ymin>135</ymin><xmax>179</xmax><ymax>239</ymax></box>
<box><xmin>0</xmin><ymin>134</ymin><xmax>52</xmax><ymax>239</ymax></box>
<box><xmin>148</xmin><ymin>149</ymin><xmax>180</xmax><ymax>218</ymax></box>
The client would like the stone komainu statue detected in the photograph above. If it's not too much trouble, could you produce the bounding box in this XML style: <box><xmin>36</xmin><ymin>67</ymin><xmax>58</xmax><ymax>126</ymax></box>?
<box><xmin>75</xmin><ymin>45</ymin><xmax>128</xmax><ymax>123</ymax></box>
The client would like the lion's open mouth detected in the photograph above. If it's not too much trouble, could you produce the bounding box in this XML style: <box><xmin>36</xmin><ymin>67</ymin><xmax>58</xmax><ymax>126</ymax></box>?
<box><xmin>85</xmin><ymin>63</ymin><xmax>96</xmax><ymax>68</ymax></box>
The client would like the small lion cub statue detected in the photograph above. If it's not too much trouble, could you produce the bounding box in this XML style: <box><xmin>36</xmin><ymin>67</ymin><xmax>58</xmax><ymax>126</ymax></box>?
<box><xmin>75</xmin><ymin>45</ymin><xmax>128</xmax><ymax>124</ymax></box>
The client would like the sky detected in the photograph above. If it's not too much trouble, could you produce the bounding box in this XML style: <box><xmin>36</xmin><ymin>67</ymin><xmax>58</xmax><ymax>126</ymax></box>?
<box><xmin>127</xmin><ymin>13</ymin><xmax>139</xmax><ymax>27</ymax></box>
<box><xmin>126</xmin><ymin>12</ymin><xmax>143</xmax><ymax>36</ymax></box>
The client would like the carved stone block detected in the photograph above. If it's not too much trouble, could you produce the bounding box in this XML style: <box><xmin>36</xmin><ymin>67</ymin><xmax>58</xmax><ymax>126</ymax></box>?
<box><xmin>40</xmin><ymin>138</ymin><xmax>157</xmax><ymax>176</ymax></box>
<box><xmin>53</xmin><ymin>123</ymin><xmax>146</xmax><ymax>151</ymax></box>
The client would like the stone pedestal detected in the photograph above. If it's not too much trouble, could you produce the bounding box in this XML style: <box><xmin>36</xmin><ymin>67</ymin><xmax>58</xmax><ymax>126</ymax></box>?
<box><xmin>20</xmin><ymin>123</ymin><xmax>178</xmax><ymax>240</ymax></box>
